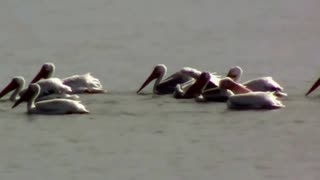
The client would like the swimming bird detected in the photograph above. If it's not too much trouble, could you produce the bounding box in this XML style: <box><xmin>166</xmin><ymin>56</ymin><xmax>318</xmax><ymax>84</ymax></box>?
<box><xmin>306</xmin><ymin>78</ymin><xmax>320</xmax><ymax>96</ymax></box>
<box><xmin>196</xmin><ymin>77</ymin><xmax>249</xmax><ymax>102</ymax></box>
<box><xmin>30</xmin><ymin>63</ymin><xmax>105</xmax><ymax>93</ymax></box>
<box><xmin>136</xmin><ymin>64</ymin><xmax>194</xmax><ymax>94</ymax></box>
<box><xmin>12</xmin><ymin>83</ymin><xmax>89</xmax><ymax>114</ymax></box>
<box><xmin>218</xmin><ymin>78</ymin><xmax>285</xmax><ymax>109</ymax></box>
<box><xmin>173</xmin><ymin>71</ymin><xmax>211</xmax><ymax>99</ymax></box>
<box><xmin>226</xmin><ymin>66</ymin><xmax>287</xmax><ymax>97</ymax></box>
<box><xmin>0</xmin><ymin>76</ymin><xmax>78</xmax><ymax>102</ymax></box>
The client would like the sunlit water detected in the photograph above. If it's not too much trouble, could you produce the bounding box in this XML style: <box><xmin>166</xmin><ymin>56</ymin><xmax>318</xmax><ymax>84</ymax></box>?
<box><xmin>0</xmin><ymin>0</ymin><xmax>320</xmax><ymax>179</ymax></box>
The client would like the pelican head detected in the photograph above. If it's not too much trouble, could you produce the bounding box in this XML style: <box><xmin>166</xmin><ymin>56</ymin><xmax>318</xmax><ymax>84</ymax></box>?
<box><xmin>12</xmin><ymin>83</ymin><xmax>39</xmax><ymax>109</ymax></box>
<box><xmin>306</xmin><ymin>78</ymin><xmax>320</xmax><ymax>96</ymax></box>
<box><xmin>136</xmin><ymin>64</ymin><xmax>167</xmax><ymax>94</ymax></box>
<box><xmin>0</xmin><ymin>76</ymin><xmax>25</xmax><ymax>101</ymax></box>
<box><xmin>226</xmin><ymin>66</ymin><xmax>243</xmax><ymax>82</ymax></box>
<box><xmin>31</xmin><ymin>62</ymin><xmax>55</xmax><ymax>83</ymax></box>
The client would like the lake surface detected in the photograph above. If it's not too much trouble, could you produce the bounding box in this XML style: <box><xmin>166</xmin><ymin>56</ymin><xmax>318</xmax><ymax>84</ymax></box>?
<box><xmin>0</xmin><ymin>0</ymin><xmax>320</xmax><ymax>179</ymax></box>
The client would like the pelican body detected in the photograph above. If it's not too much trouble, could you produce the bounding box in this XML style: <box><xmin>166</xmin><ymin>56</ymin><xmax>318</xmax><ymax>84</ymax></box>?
<box><xmin>12</xmin><ymin>84</ymin><xmax>89</xmax><ymax>114</ymax></box>
<box><xmin>226</xmin><ymin>66</ymin><xmax>287</xmax><ymax>97</ymax></box>
<box><xmin>0</xmin><ymin>76</ymin><xmax>78</xmax><ymax>102</ymax></box>
<box><xmin>137</xmin><ymin>64</ymin><xmax>194</xmax><ymax>94</ymax></box>
<box><xmin>227</xmin><ymin>92</ymin><xmax>285</xmax><ymax>110</ymax></box>
<box><xmin>31</xmin><ymin>63</ymin><xmax>105</xmax><ymax>94</ymax></box>
<box><xmin>306</xmin><ymin>78</ymin><xmax>320</xmax><ymax>96</ymax></box>
<box><xmin>220</xmin><ymin>78</ymin><xmax>285</xmax><ymax>109</ymax></box>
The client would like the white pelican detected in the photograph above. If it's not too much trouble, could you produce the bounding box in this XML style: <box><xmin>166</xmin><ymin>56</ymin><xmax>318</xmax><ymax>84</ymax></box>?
<box><xmin>0</xmin><ymin>76</ymin><xmax>78</xmax><ymax>102</ymax></box>
<box><xmin>174</xmin><ymin>71</ymin><xmax>211</xmax><ymax>99</ymax></box>
<box><xmin>137</xmin><ymin>64</ymin><xmax>194</xmax><ymax>94</ymax></box>
<box><xmin>12</xmin><ymin>84</ymin><xmax>89</xmax><ymax>114</ymax></box>
<box><xmin>219</xmin><ymin>78</ymin><xmax>285</xmax><ymax>109</ymax></box>
<box><xmin>306</xmin><ymin>78</ymin><xmax>320</xmax><ymax>96</ymax></box>
<box><xmin>196</xmin><ymin>76</ymin><xmax>251</xmax><ymax>102</ymax></box>
<box><xmin>226</xmin><ymin>66</ymin><xmax>287</xmax><ymax>97</ymax></box>
<box><xmin>30</xmin><ymin>63</ymin><xmax>105</xmax><ymax>94</ymax></box>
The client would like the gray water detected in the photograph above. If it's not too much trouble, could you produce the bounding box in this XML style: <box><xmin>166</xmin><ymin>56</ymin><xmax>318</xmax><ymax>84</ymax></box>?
<box><xmin>0</xmin><ymin>0</ymin><xmax>320</xmax><ymax>179</ymax></box>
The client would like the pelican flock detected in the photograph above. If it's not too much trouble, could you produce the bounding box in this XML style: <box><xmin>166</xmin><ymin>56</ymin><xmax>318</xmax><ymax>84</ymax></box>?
<box><xmin>137</xmin><ymin>65</ymin><xmax>288</xmax><ymax>110</ymax></box>
<box><xmin>3</xmin><ymin>62</ymin><xmax>317</xmax><ymax>114</ymax></box>
<box><xmin>0</xmin><ymin>62</ymin><xmax>104</xmax><ymax>115</ymax></box>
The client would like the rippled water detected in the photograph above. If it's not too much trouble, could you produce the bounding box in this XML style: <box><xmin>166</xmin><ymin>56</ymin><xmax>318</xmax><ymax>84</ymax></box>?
<box><xmin>0</xmin><ymin>0</ymin><xmax>320</xmax><ymax>179</ymax></box>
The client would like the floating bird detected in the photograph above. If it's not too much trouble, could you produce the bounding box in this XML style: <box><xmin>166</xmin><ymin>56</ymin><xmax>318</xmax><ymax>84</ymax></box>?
<box><xmin>0</xmin><ymin>76</ymin><xmax>78</xmax><ymax>102</ymax></box>
<box><xmin>31</xmin><ymin>63</ymin><xmax>105</xmax><ymax>93</ymax></box>
<box><xmin>306</xmin><ymin>78</ymin><xmax>320</xmax><ymax>96</ymax></box>
<box><xmin>12</xmin><ymin>84</ymin><xmax>89</xmax><ymax>114</ymax></box>
<box><xmin>196</xmin><ymin>76</ymin><xmax>250</xmax><ymax>102</ymax></box>
<box><xmin>173</xmin><ymin>71</ymin><xmax>211</xmax><ymax>99</ymax></box>
<box><xmin>227</xmin><ymin>91</ymin><xmax>285</xmax><ymax>110</ymax></box>
<box><xmin>226</xmin><ymin>66</ymin><xmax>287</xmax><ymax>97</ymax></box>
<box><xmin>136</xmin><ymin>64</ymin><xmax>194</xmax><ymax>94</ymax></box>
<box><xmin>218</xmin><ymin>78</ymin><xmax>285</xmax><ymax>109</ymax></box>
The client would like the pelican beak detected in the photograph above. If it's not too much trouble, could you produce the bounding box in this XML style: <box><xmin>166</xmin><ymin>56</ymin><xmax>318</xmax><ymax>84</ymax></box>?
<box><xmin>306</xmin><ymin>78</ymin><xmax>320</xmax><ymax>96</ymax></box>
<box><xmin>12</xmin><ymin>87</ymin><xmax>32</xmax><ymax>109</ymax></box>
<box><xmin>221</xmin><ymin>78</ymin><xmax>251</xmax><ymax>94</ymax></box>
<box><xmin>0</xmin><ymin>80</ymin><xmax>18</xmax><ymax>99</ymax></box>
<box><xmin>191</xmin><ymin>72</ymin><xmax>211</xmax><ymax>95</ymax></box>
<box><xmin>30</xmin><ymin>66</ymin><xmax>47</xmax><ymax>84</ymax></box>
<box><xmin>136</xmin><ymin>70</ymin><xmax>159</xmax><ymax>94</ymax></box>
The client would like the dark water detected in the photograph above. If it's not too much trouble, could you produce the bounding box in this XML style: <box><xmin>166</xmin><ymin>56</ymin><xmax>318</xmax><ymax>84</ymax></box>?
<box><xmin>0</xmin><ymin>0</ymin><xmax>320</xmax><ymax>179</ymax></box>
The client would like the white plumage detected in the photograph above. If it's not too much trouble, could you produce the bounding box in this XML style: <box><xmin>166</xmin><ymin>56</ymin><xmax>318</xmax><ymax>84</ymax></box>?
<box><xmin>31</xmin><ymin>63</ymin><xmax>105</xmax><ymax>94</ymax></box>
<box><xmin>227</xmin><ymin>92</ymin><xmax>285</xmax><ymax>110</ymax></box>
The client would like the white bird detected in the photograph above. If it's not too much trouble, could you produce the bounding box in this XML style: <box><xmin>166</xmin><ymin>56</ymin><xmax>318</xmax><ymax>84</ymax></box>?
<box><xmin>219</xmin><ymin>78</ymin><xmax>285</xmax><ymax>109</ymax></box>
<box><xmin>227</xmin><ymin>92</ymin><xmax>285</xmax><ymax>110</ymax></box>
<box><xmin>137</xmin><ymin>64</ymin><xmax>195</xmax><ymax>94</ymax></box>
<box><xmin>196</xmin><ymin>76</ymin><xmax>250</xmax><ymax>102</ymax></box>
<box><xmin>226</xmin><ymin>66</ymin><xmax>287</xmax><ymax>97</ymax></box>
<box><xmin>30</xmin><ymin>63</ymin><xmax>105</xmax><ymax>94</ymax></box>
<box><xmin>306</xmin><ymin>78</ymin><xmax>320</xmax><ymax>96</ymax></box>
<box><xmin>0</xmin><ymin>76</ymin><xmax>78</xmax><ymax>102</ymax></box>
<box><xmin>12</xmin><ymin>83</ymin><xmax>89</xmax><ymax>114</ymax></box>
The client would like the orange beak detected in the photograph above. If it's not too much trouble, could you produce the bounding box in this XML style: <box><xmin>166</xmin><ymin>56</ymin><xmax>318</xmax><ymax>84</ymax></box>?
<box><xmin>0</xmin><ymin>80</ymin><xmax>18</xmax><ymax>99</ymax></box>
<box><xmin>12</xmin><ymin>87</ymin><xmax>32</xmax><ymax>108</ymax></box>
<box><xmin>136</xmin><ymin>70</ymin><xmax>159</xmax><ymax>94</ymax></box>
<box><xmin>30</xmin><ymin>66</ymin><xmax>48</xmax><ymax>84</ymax></box>
<box><xmin>227</xmin><ymin>79</ymin><xmax>251</xmax><ymax>94</ymax></box>
<box><xmin>186</xmin><ymin>72</ymin><xmax>211</xmax><ymax>96</ymax></box>
<box><xmin>306</xmin><ymin>78</ymin><xmax>320</xmax><ymax>96</ymax></box>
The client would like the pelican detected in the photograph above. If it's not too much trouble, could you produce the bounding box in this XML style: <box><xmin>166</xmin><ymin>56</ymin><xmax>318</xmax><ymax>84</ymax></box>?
<box><xmin>12</xmin><ymin>84</ymin><xmax>89</xmax><ymax>114</ymax></box>
<box><xmin>0</xmin><ymin>76</ymin><xmax>78</xmax><ymax>102</ymax></box>
<box><xmin>178</xmin><ymin>66</ymin><xmax>249</xmax><ymax>94</ymax></box>
<box><xmin>196</xmin><ymin>76</ymin><xmax>250</xmax><ymax>102</ymax></box>
<box><xmin>136</xmin><ymin>64</ymin><xmax>194</xmax><ymax>94</ymax></box>
<box><xmin>30</xmin><ymin>63</ymin><xmax>105</xmax><ymax>94</ymax></box>
<box><xmin>226</xmin><ymin>66</ymin><xmax>287</xmax><ymax>97</ymax></box>
<box><xmin>218</xmin><ymin>78</ymin><xmax>285</xmax><ymax>109</ymax></box>
<box><xmin>306</xmin><ymin>78</ymin><xmax>320</xmax><ymax>96</ymax></box>
<box><xmin>173</xmin><ymin>71</ymin><xmax>211</xmax><ymax>99</ymax></box>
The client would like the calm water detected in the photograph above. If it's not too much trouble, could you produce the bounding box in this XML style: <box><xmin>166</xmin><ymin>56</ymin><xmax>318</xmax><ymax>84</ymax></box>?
<box><xmin>0</xmin><ymin>0</ymin><xmax>320</xmax><ymax>179</ymax></box>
